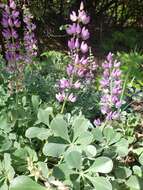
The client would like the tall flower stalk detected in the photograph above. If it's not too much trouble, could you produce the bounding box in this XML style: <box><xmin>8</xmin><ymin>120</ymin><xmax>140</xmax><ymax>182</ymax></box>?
<box><xmin>23</xmin><ymin>4</ymin><xmax>37</xmax><ymax>63</ymax></box>
<box><xmin>1</xmin><ymin>0</ymin><xmax>21</xmax><ymax>72</ymax></box>
<box><xmin>99</xmin><ymin>52</ymin><xmax>122</xmax><ymax>121</ymax></box>
<box><xmin>56</xmin><ymin>1</ymin><xmax>97</xmax><ymax>113</ymax></box>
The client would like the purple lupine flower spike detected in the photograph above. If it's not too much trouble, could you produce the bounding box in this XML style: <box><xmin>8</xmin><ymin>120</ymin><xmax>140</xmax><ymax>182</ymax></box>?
<box><xmin>56</xmin><ymin>1</ymin><xmax>97</xmax><ymax>106</ymax></box>
<box><xmin>100</xmin><ymin>53</ymin><xmax>122</xmax><ymax>121</ymax></box>
<box><xmin>23</xmin><ymin>4</ymin><xmax>37</xmax><ymax>63</ymax></box>
<box><xmin>1</xmin><ymin>1</ymin><xmax>21</xmax><ymax>72</ymax></box>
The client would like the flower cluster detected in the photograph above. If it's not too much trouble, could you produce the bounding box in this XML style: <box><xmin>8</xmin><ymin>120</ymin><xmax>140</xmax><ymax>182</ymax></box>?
<box><xmin>100</xmin><ymin>52</ymin><xmax>122</xmax><ymax>120</ymax></box>
<box><xmin>23</xmin><ymin>4</ymin><xmax>37</xmax><ymax>63</ymax></box>
<box><xmin>1</xmin><ymin>0</ymin><xmax>21</xmax><ymax>72</ymax></box>
<box><xmin>56</xmin><ymin>2</ymin><xmax>97</xmax><ymax>104</ymax></box>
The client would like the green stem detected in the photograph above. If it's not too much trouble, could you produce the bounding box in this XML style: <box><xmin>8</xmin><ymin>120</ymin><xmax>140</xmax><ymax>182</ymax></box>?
<box><xmin>60</xmin><ymin>94</ymin><xmax>68</xmax><ymax>114</ymax></box>
<box><xmin>60</xmin><ymin>71</ymin><xmax>74</xmax><ymax>114</ymax></box>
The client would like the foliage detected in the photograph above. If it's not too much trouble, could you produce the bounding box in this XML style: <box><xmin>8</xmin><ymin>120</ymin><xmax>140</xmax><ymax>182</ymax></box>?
<box><xmin>0</xmin><ymin>1</ymin><xmax>143</xmax><ymax>190</ymax></box>
<box><xmin>101</xmin><ymin>29</ymin><xmax>143</xmax><ymax>53</ymax></box>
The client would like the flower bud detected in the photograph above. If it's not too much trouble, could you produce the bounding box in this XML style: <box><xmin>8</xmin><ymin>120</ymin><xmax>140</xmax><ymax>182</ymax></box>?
<box><xmin>80</xmin><ymin>41</ymin><xmax>88</xmax><ymax>53</ymax></box>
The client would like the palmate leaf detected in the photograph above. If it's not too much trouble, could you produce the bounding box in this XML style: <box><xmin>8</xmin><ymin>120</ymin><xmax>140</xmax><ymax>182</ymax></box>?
<box><xmin>0</xmin><ymin>183</ymin><xmax>9</xmax><ymax>190</ymax></box>
<box><xmin>89</xmin><ymin>157</ymin><xmax>113</xmax><ymax>174</ymax></box>
<box><xmin>65</xmin><ymin>151</ymin><xmax>82</xmax><ymax>170</ymax></box>
<box><xmin>50</xmin><ymin>115</ymin><xmax>70</xmax><ymax>142</ymax></box>
<box><xmin>114</xmin><ymin>166</ymin><xmax>132</xmax><ymax>179</ymax></box>
<box><xmin>37</xmin><ymin>107</ymin><xmax>53</xmax><ymax>126</ymax></box>
<box><xmin>72</xmin><ymin>116</ymin><xmax>89</xmax><ymax>141</ymax></box>
<box><xmin>75</xmin><ymin>131</ymin><xmax>93</xmax><ymax>145</ymax></box>
<box><xmin>83</xmin><ymin>145</ymin><xmax>97</xmax><ymax>157</ymax></box>
<box><xmin>114</xmin><ymin>138</ymin><xmax>129</xmax><ymax>157</ymax></box>
<box><xmin>31</xmin><ymin>95</ymin><xmax>40</xmax><ymax>110</ymax></box>
<box><xmin>86</xmin><ymin>176</ymin><xmax>112</xmax><ymax>190</ymax></box>
<box><xmin>25</xmin><ymin>127</ymin><xmax>51</xmax><ymax>140</ymax></box>
<box><xmin>43</xmin><ymin>143</ymin><xmax>67</xmax><ymax>157</ymax></box>
<box><xmin>133</xmin><ymin>166</ymin><xmax>142</xmax><ymax>178</ymax></box>
<box><xmin>9</xmin><ymin>176</ymin><xmax>47</xmax><ymax>190</ymax></box>
<box><xmin>126</xmin><ymin>175</ymin><xmax>143</xmax><ymax>190</ymax></box>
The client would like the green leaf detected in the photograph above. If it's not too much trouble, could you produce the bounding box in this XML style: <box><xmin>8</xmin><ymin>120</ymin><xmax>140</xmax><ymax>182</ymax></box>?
<box><xmin>25</xmin><ymin>127</ymin><xmax>50</xmax><ymax>140</ymax></box>
<box><xmin>37</xmin><ymin>162</ymin><xmax>49</xmax><ymax>178</ymax></box>
<box><xmin>53</xmin><ymin>163</ymin><xmax>72</xmax><ymax>180</ymax></box>
<box><xmin>92</xmin><ymin>128</ymin><xmax>103</xmax><ymax>142</ymax></box>
<box><xmin>84</xmin><ymin>145</ymin><xmax>97</xmax><ymax>157</ymax></box>
<box><xmin>0</xmin><ymin>183</ymin><xmax>9</xmax><ymax>190</ymax></box>
<box><xmin>37</xmin><ymin>107</ymin><xmax>53</xmax><ymax>126</ymax></box>
<box><xmin>65</xmin><ymin>151</ymin><xmax>82</xmax><ymax>169</ymax></box>
<box><xmin>3</xmin><ymin>153</ymin><xmax>15</xmax><ymax>182</ymax></box>
<box><xmin>133</xmin><ymin>148</ymin><xmax>143</xmax><ymax>155</ymax></box>
<box><xmin>114</xmin><ymin>138</ymin><xmax>129</xmax><ymax>157</ymax></box>
<box><xmin>43</xmin><ymin>143</ymin><xmax>66</xmax><ymax>157</ymax></box>
<box><xmin>50</xmin><ymin>115</ymin><xmax>70</xmax><ymax>142</ymax></box>
<box><xmin>115</xmin><ymin>166</ymin><xmax>132</xmax><ymax>179</ymax></box>
<box><xmin>0</xmin><ymin>116</ymin><xmax>12</xmax><ymax>133</ymax></box>
<box><xmin>87</xmin><ymin>176</ymin><xmax>112</xmax><ymax>190</ymax></box>
<box><xmin>126</xmin><ymin>175</ymin><xmax>143</xmax><ymax>190</ymax></box>
<box><xmin>72</xmin><ymin>116</ymin><xmax>89</xmax><ymax>141</ymax></box>
<box><xmin>75</xmin><ymin>131</ymin><xmax>93</xmax><ymax>145</ymax></box>
<box><xmin>133</xmin><ymin>166</ymin><xmax>142</xmax><ymax>177</ymax></box>
<box><xmin>0</xmin><ymin>135</ymin><xmax>12</xmax><ymax>152</ymax></box>
<box><xmin>9</xmin><ymin>176</ymin><xmax>47</xmax><ymax>190</ymax></box>
<box><xmin>89</xmin><ymin>157</ymin><xmax>113</xmax><ymax>173</ymax></box>
<box><xmin>31</xmin><ymin>95</ymin><xmax>40</xmax><ymax>109</ymax></box>
<box><xmin>139</xmin><ymin>153</ymin><xmax>143</xmax><ymax>165</ymax></box>
<box><xmin>103</xmin><ymin>127</ymin><xmax>115</xmax><ymax>143</ymax></box>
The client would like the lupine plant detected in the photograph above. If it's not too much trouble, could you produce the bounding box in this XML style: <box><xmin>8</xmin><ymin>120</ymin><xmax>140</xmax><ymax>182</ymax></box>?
<box><xmin>56</xmin><ymin>2</ymin><xmax>97</xmax><ymax>113</ymax></box>
<box><xmin>23</xmin><ymin>4</ymin><xmax>37</xmax><ymax>63</ymax></box>
<box><xmin>100</xmin><ymin>52</ymin><xmax>122</xmax><ymax>121</ymax></box>
<box><xmin>0</xmin><ymin>1</ymin><xmax>143</xmax><ymax>190</ymax></box>
<box><xmin>0</xmin><ymin>0</ymin><xmax>37</xmax><ymax>92</ymax></box>
<box><xmin>1</xmin><ymin>0</ymin><xmax>21</xmax><ymax>72</ymax></box>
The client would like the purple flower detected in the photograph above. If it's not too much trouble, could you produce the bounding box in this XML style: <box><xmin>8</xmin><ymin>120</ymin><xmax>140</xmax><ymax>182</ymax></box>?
<box><xmin>1</xmin><ymin>18</ymin><xmax>8</xmax><ymax>27</ymax></box>
<box><xmin>80</xmin><ymin>41</ymin><xmax>88</xmax><ymax>53</ymax></box>
<box><xmin>59</xmin><ymin>78</ymin><xmax>70</xmax><ymax>89</ymax></box>
<box><xmin>81</xmin><ymin>27</ymin><xmax>90</xmax><ymax>40</ymax></box>
<box><xmin>68</xmin><ymin>38</ymin><xmax>75</xmax><ymax>49</ymax></box>
<box><xmin>9</xmin><ymin>0</ymin><xmax>16</xmax><ymax>9</ymax></box>
<box><xmin>68</xmin><ymin>93</ymin><xmax>76</xmax><ymax>102</ymax></box>
<box><xmin>114</xmin><ymin>60</ymin><xmax>121</xmax><ymax>67</ymax></box>
<box><xmin>12</xmin><ymin>10</ymin><xmax>19</xmax><ymax>18</ymax></box>
<box><xmin>75</xmin><ymin>38</ymin><xmax>80</xmax><ymax>49</ymax></box>
<box><xmin>78</xmin><ymin>10</ymin><xmax>90</xmax><ymax>24</ymax></box>
<box><xmin>73</xmin><ymin>81</ymin><xmax>81</xmax><ymax>89</ymax></box>
<box><xmin>107</xmin><ymin>52</ymin><xmax>114</xmax><ymax>62</ymax></box>
<box><xmin>1</xmin><ymin>0</ymin><xmax>21</xmax><ymax>70</ymax></box>
<box><xmin>56</xmin><ymin>93</ymin><xmax>64</xmax><ymax>102</ymax></box>
<box><xmin>100</xmin><ymin>79</ymin><xmax>109</xmax><ymax>87</ymax></box>
<box><xmin>56</xmin><ymin>92</ymin><xmax>65</xmax><ymax>102</ymax></box>
<box><xmin>8</xmin><ymin>18</ymin><xmax>13</xmax><ymax>26</ymax></box>
<box><xmin>23</xmin><ymin>4</ymin><xmax>37</xmax><ymax>62</ymax></box>
<box><xmin>2</xmin><ymin>29</ymin><xmax>11</xmax><ymax>39</ymax></box>
<box><xmin>56</xmin><ymin>2</ymin><xmax>96</xmax><ymax>107</ymax></box>
<box><xmin>66</xmin><ymin>23</ymin><xmax>76</xmax><ymax>35</ymax></box>
<box><xmin>70</xmin><ymin>11</ymin><xmax>77</xmax><ymax>22</ymax></box>
<box><xmin>67</xmin><ymin>64</ymin><xmax>74</xmax><ymax>76</ymax></box>
<box><xmin>112</xmin><ymin>111</ymin><xmax>119</xmax><ymax>120</ymax></box>
<box><xmin>80</xmin><ymin>57</ymin><xmax>88</xmax><ymax>65</ymax></box>
<box><xmin>100</xmin><ymin>52</ymin><xmax>122</xmax><ymax>121</ymax></box>
<box><xmin>14</xmin><ymin>19</ymin><xmax>21</xmax><ymax>27</ymax></box>
<box><xmin>94</xmin><ymin>119</ymin><xmax>101</xmax><ymax>127</ymax></box>
<box><xmin>115</xmin><ymin>101</ymin><xmax>122</xmax><ymax>109</ymax></box>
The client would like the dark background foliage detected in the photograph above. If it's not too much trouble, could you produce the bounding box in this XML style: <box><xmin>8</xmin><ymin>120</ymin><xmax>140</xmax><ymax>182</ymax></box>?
<box><xmin>1</xmin><ymin>0</ymin><xmax>143</xmax><ymax>55</ymax></box>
